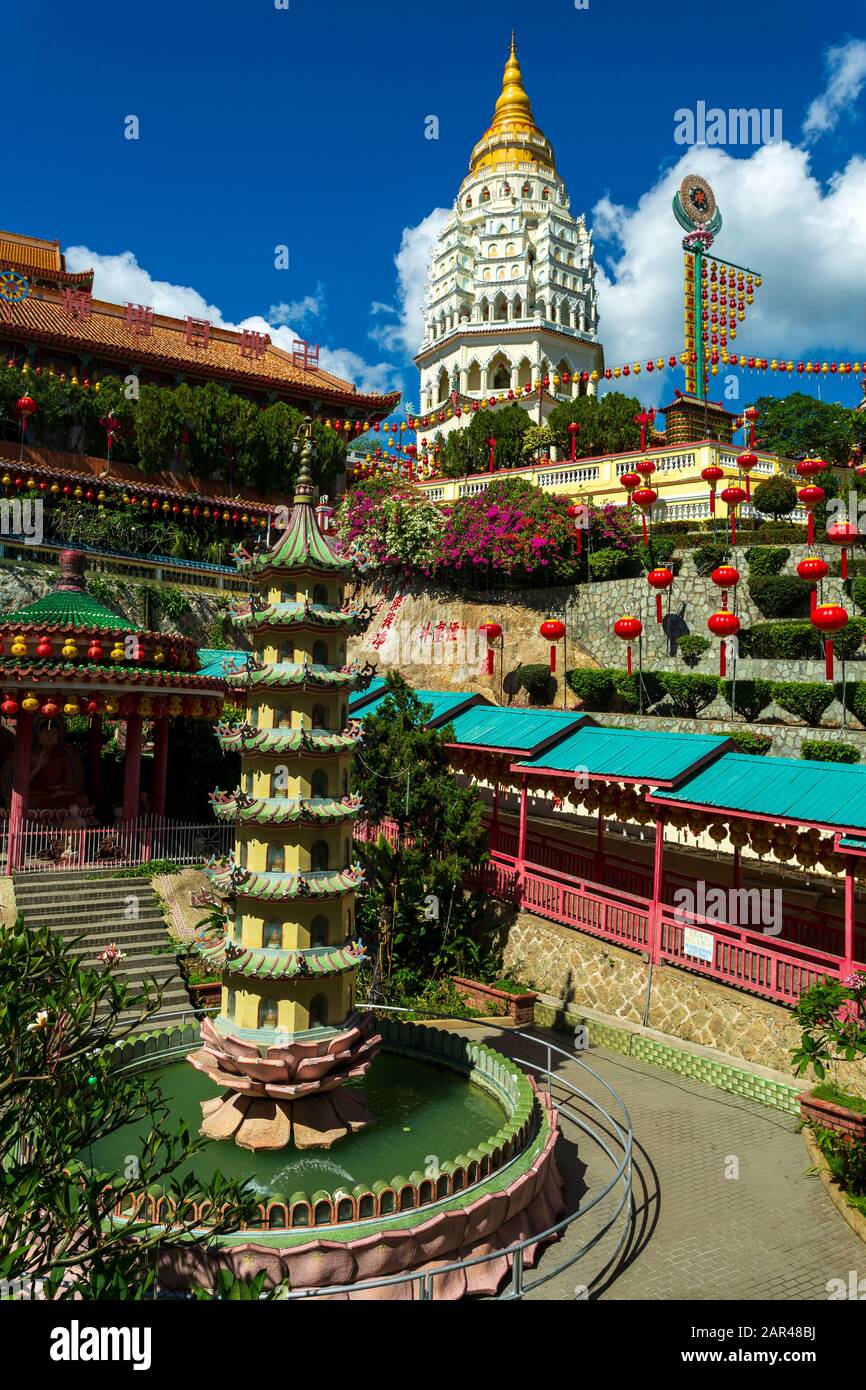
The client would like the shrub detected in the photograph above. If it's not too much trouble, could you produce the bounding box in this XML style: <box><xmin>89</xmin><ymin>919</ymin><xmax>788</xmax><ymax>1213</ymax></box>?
<box><xmin>755</xmin><ymin>521</ymin><xmax>807</xmax><ymax>543</ymax></box>
<box><xmin>658</xmin><ymin>672</ymin><xmax>720</xmax><ymax>717</ymax></box>
<box><xmin>719</xmin><ymin>678</ymin><xmax>773</xmax><ymax>721</ymax></box>
<box><xmin>835</xmin><ymin>618</ymin><xmax>866</xmax><ymax>660</ymax></box>
<box><xmin>744</xmin><ymin>545</ymin><xmax>789</xmax><ymax>577</ymax></box>
<box><xmin>566</xmin><ymin>668</ymin><xmax>617</xmax><ymax>710</ymax></box>
<box><xmin>588</xmin><ymin>546</ymin><xmax>635</xmax><ymax>581</ymax></box>
<box><xmin>692</xmin><ymin>543</ymin><xmax>731</xmax><ymax>577</ymax></box>
<box><xmin>739</xmin><ymin>621</ymin><xmax>822</xmax><ymax>660</ymax></box>
<box><xmin>613</xmin><ymin>670</ymin><xmax>665</xmax><ymax>712</ymax></box>
<box><xmin>652</xmin><ymin>520</ymin><xmax>692</xmax><ymax>535</ymax></box>
<box><xmin>853</xmin><ymin>577</ymin><xmax>866</xmax><ymax>614</ymax></box>
<box><xmin>637</xmin><ymin>535</ymin><xmax>677</xmax><ymax>570</ymax></box>
<box><xmin>518</xmin><ymin>664</ymin><xmax>556</xmax><ymax>706</ymax></box>
<box><xmin>841</xmin><ymin>680</ymin><xmax>866</xmax><ymax>724</ymax></box>
<box><xmin>676</xmin><ymin>635</ymin><xmax>712</xmax><ymax>668</ymax></box>
<box><xmin>752</xmin><ymin>474</ymin><xmax>798</xmax><ymax>520</ymax></box>
<box><xmin>771</xmin><ymin>681</ymin><xmax>836</xmax><ymax>726</ymax></box>
<box><xmin>726</xmin><ymin>730</ymin><xmax>773</xmax><ymax>755</ymax></box>
<box><xmin>801</xmin><ymin>740</ymin><xmax>861</xmax><ymax>764</ymax></box>
<box><xmin>747</xmin><ymin>574</ymin><xmax>811</xmax><ymax>618</ymax></box>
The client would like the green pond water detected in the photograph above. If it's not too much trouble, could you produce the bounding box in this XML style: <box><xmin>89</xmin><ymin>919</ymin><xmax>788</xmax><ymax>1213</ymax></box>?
<box><xmin>84</xmin><ymin>1053</ymin><xmax>505</xmax><ymax>1198</ymax></box>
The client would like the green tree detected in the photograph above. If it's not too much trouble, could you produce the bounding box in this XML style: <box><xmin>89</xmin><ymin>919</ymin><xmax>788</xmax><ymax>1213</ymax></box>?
<box><xmin>0</xmin><ymin>917</ymin><xmax>260</xmax><ymax>1299</ymax></box>
<box><xmin>441</xmin><ymin>404</ymin><xmax>530</xmax><ymax>476</ymax></box>
<box><xmin>752</xmin><ymin>474</ymin><xmax>797</xmax><ymax>520</ymax></box>
<box><xmin>753</xmin><ymin>392</ymin><xmax>859</xmax><ymax>465</ymax></box>
<box><xmin>547</xmin><ymin>391</ymin><xmax>644</xmax><ymax>459</ymax></box>
<box><xmin>351</xmin><ymin>674</ymin><xmax>490</xmax><ymax>991</ymax></box>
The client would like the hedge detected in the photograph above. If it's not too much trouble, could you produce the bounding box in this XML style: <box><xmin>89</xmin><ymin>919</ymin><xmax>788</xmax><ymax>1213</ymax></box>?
<box><xmin>754</xmin><ymin>521</ymin><xmax>807</xmax><ymax>543</ymax></box>
<box><xmin>853</xmin><ymin>576</ymin><xmax>866</xmax><ymax>614</ymax></box>
<box><xmin>614</xmin><ymin>670</ymin><xmax>665</xmax><ymax>712</ymax></box>
<box><xmin>676</xmin><ymin>635</ymin><xmax>712</xmax><ymax>667</ymax></box>
<box><xmin>588</xmin><ymin>547</ymin><xmax>635</xmax><ymax>581</ymax></box>
<box><xmin>658</xmin><ymin>672</ymin><xmax>720</xmax><ymax>717</ymax></box>
<box><xmin>801</xmin><ymin>740</ymin><xmax>861</xmax><ymax>764</ymax></box>
<box><xmin>747</xmin><ymin>574</ymin><xmax>811</xmax><ymax>618</ymax></box>
<box><xmin>719</xmin><ymin>678</ymin><xmax>773</xmax><ymax>722</ymax></box>
<box><xmin>566</xmin><ymin>668</ymin><xmax>618</xmax><ymax>710</ymax></box>
<box><xmin>692</xmin><ymin>543</ymin><xmax>731</xmax><ymax>577</ymax></box>
<box><xmin>518</xmin><ymin>664</ymin><xmax>556</xmax><ymax>706</ymax></box>
<box><xmin>726</xmin><ymin>730</ymin><xmax>773</xmax><ymax>756</ymax></box>
<box><xmin>771</xmin><ymin>680</ymin><xmax>836</xmax><ymax>727</ymax></box>
<box><xmin>744</xmin><ymin>545</ymin><xmax>789</xmax><ymax>577</ymax></box>
<box><xmin>739</xmin><ymin>618</ymin><xmax>866</xmax><ymax>661</ymax></box>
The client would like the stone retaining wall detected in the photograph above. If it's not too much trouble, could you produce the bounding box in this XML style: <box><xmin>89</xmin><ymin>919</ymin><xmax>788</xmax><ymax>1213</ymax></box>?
<box><xmin>594</xmin><ymin>710</ymin><xmax>866</xmax><ymax>758</ymax></box>
<box><xmin>500</xmin><ymin>908</ymin><xmax>866</xmax><ymax>1100</ymax></box>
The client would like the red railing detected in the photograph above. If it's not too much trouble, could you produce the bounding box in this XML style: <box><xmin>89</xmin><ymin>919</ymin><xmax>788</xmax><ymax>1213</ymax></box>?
<box><xmin>4</xmin><ymin>818</ymin><xmax>233</xmax><ymax>873</ymax></box>
<box><xmin>357</xmin><ymin>818</ymin><xmax>862</xmax><ymax>1007</ymax></box>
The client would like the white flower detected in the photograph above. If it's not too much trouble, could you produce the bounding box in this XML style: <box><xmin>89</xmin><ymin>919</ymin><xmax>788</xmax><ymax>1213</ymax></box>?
<box><xmin>27</xmin><ymin>1010</ymin><xmax>50</xmax><ymax>1032</ymax></box>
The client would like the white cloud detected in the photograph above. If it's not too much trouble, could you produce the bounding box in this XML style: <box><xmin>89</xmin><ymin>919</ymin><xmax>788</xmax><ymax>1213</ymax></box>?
<box><xmin>803</xmin><ymin>38</ymin><xmax>866</xmax><ymax>143</ymax></box>
<box><xmin>369</xmin><ymin>207</ymin><xmax>451</xmax><ymax>359</ymax></box>
<box><xmin>590</xmin><ymin>141</ymin><xmax>866</xmax><ymax>404</ymax></box>
<box><xmin>268</xmin><ymin>285</ymin><xmax>325</xmax><ymax>326</ymax></box>
<box><xmin>63</xmin><ymin>246</ymin><xmax>401</xmax><ymax>397</ymax></box>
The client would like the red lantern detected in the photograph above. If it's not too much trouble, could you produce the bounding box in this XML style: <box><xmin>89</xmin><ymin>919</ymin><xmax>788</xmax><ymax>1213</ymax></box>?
<box><xmin>711</xmin><ymin>565</ymin><xmax>740</xmax><ymax>608</ymax></box>
<box><xmin>797</xmin><ymin>555</ymin><xmax>828</xmax><ymax>615</ymax></box>
<box><xmin>87</xmin><ymin>639</ymin><xmax>104</xmax><ymax>661</ymax></box>
<box><xmin>719</xmin><ymin>485</ymin><xmax>746</xmax><ymax>546</ymax></box>
<box><xmin>35</xmin><ymin>637</ymin><xmax>52</xmax><ymax>659</ymax></box>
<box><xmin>701</xmin><ymin>464</ymin><xmax>724</xmax><ymax>514</ymax></box>
<box><xmin>567</xmin><ymin>421</ymin><xmax>580</xmax><ymax>462</ymax></box>
<box><xmin>16</xmin><ymin>396</ymin><xmax>37</xmax><ymax>427</ymax></box>
<box><xmin>827</xmin><ymin>520</ymin><xmax>860</xmax><ymax>580</ymax></box>
<box><xmin>620</xmin><ymin>471</ymin><xmax>641</xmax><ymax>508</ymax></box>
<box><xmin>613</xmin><ymin>615</ymin><xmax>642</xmax><ymax>675</ymax></box>
<box><xmin>566</xmin><ymin>501</ymin><xmax>588</xmax><ymax>555</ymax></box>
<box><xmin>736</xmin><ymin>451</ymin><xmax>758</xmax><ymax>501</ymax></box>
<box><xmin>647</xmin><ymin>567</ymin><xmax>673</xmax><ymax>624</ymax></box>
<box><xmin>1</xmin><ymin>697</ymin><xmax>19</xmax><ymax>718</ymax></box>
<box><xmin>635</xmin><ymin>458</ymin><xmax>656</xmax><ymax>479</ymax></box>
<box><xmin>41</xmin><ymin>700</ymin><xmax>59</xmax><ymax>717</ymax></box>
<box><xmin>539</xmin><ymin>618</ymin><xmax>566</xmax><ymax>673</ymax></box>
<box><xmin>478</xmin><ymin>621</ymin><xmax>503</xmax><ymax>675</ymax></box>
<box><xmin>796</xmin><ymin>456</ymin><xmax>828</xmax><ymax>479</ymax></box>
<box><xmin>797</xmin><ymin>484</ymin><xmax>825</xmax><ymax>547</ymax></box>
<box><xmin>707</xmin><ymin>610</ymin><xmax>741</xmax><ymax>677</ymax></box>
<box><xmin>631</xmin><ymin>487</ymin><xmax>657</xmax><ymax>545</ymax></box>
<box><xmin>86</xmin><ymin>698</ymin><xmax>101</xmax><ymax>715</ymax></box>
<box><xmin>812</xmin><ymin>603</ymin><xmax>849</xmax><ymax>681</ymax></box>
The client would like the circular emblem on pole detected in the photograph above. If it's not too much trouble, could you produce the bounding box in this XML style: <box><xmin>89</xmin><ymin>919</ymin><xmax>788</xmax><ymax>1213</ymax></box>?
<box><xmin>679</xmin><ymin>175</ymin><xmax>716</xmax><ymax>227</ymax></box>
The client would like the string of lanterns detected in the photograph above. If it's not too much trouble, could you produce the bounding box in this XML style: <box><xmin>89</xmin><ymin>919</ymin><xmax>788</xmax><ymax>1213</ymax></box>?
<box><xmin>0</xmin><ymin>691</ymin><xmax>220</xmax><ymax>720</ymax></box>
<box><xmin>0</xmin><ymin>465</ymin><xmax>270</xmax><ymax>529</ymax></box>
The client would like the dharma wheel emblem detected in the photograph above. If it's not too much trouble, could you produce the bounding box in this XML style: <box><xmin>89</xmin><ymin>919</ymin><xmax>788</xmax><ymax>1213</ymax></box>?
<box><xmin>673</xmin><ymin>174</ymin><xmax>723</xmax><ymax>237</ymax></box>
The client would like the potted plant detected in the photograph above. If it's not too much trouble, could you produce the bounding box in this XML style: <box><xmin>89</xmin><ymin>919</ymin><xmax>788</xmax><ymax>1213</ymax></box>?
<box><xmin>450</xmin><ymin>975</ymin><xmax>538</xmax><ymax>1025</ymax></box>
<box><xmin>792</xmin><ymin>971</ymin><xmax>866</xmax><ymax>1139</ymax></box>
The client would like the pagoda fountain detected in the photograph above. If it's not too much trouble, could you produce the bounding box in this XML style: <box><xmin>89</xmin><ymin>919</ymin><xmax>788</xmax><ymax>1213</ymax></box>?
<box><xmin>188</xmin><ymin>427</ymin><xmax>381</xmax><ymax>1151</ymax></box>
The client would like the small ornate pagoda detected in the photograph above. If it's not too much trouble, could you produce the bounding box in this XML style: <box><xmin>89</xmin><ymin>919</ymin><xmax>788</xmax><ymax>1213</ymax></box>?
<box><xmin>188</xmin><ymin>428</ymin><xmax>380</xmax><ymax>1152</ymax></box>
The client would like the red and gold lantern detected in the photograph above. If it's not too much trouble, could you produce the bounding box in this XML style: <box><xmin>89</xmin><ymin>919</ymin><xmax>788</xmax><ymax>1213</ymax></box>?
<box><xmin>701</xmin><ymin>464</ymin><xmax>725</xmax><ymax>514</ymax></box>
<box><xmin>711</xmin><ymin>564</ymin><xmax>740</xmax><ymax>607</ymax></box>
<box><xmin>707</xmin><ymin>609</ymin><xmax>741</xmax><ymax>677</ymax></box>
<box><xmin>797</xmin><ymin>484</ymin><xmax>825</xmax><ymax>547</ymax></box>
<box><xmin>827</xmin><ymin>520</ymin><xmax>860</xmax><ymax>580</ymax></box>
<box><xmin>478</xmin><ymin>620</ymin><xmax>502</xmax><ymax>676</ymax></box>
<box><xmin>736</xmin><ymin>451</ymin><xmax>758</xmax><ymax>501</ymax></box>
<box><xmin>613</xmin><ymin>615</ymin><xmax>642</xmax><ymax>675</ymax></box>
<box><xmin>647</xmin><ymin>567</ymin><xmax>674</xmax><ymax>624</ymax></box>
<box><xmin>539</xmin><ymin>618</ymin><xmax>566</xmax><ymax>673</ymax></box>
<box><xmin>797</xmin><ymin>555</ymin><xmax>828</xmax><ymax>615</ymax></box>
<box><xmin>812</xmin><ymin>602</ymin><xmax>849</xmax><ymax>681</ymax></box>
<box><xmin>631</xmin><ymin>486</ymin><xmax>657</xmax><ymax>545</ymax></box>
<box><xmin>719</xmin><ymin>484</ymin><xmax>746</xmax><ymax>546</ymax></box>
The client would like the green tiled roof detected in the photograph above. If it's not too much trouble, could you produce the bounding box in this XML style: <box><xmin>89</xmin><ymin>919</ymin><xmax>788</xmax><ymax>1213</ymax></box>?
<box><xmin>0</xmin><ymin>588</ymin><xmax>140</xmax><ymax>632</ymax></box>
<box><xmin>651</xmin><ymin>752</ymin><xmax>866</xmax><ymax>833</ymax></box>
<box><xmin>348</xmin><ymin>677</ymin><xmax>386</xmax><ymax>712</ymax></box>
<box><xmin>231</xmin><ymin>601</ymin><xmax>355</xmax><ymax>632</ymax></box>
<box><xmin>199</xmin><ymin>935</ymin><xmax>366</xmax><ymax>979</ymax></box>
<box><xmin>210</xmin><ymin>794</ymin><xmax>361</xmax><ymax>825</ymax></box>
<box><xmin>237</xmin><ymin>498</ymin><xmax>350</xmax><ymax>577</ymax></box>
<box><xmin>196</xmin><ymin>649</ymin><xmax>250</xmax><ymax>679</ymax></box>
<box><xmin>216</xmin><ymin>726</ymin><xmax>358</xmax><ymax>756</ymax></box>
<box><xmin>516</xmin><ymin>725</ymin><xmax>730</xmax><ymax>786</ymax></box>
<box><xmin>447</xmin><ymin>705</ymin><xmax>586</xmax><ymax>753</ymax></box>
<box><xmin>357</xmin><ymin>687</ymin><xmax>482</xmax><ymax>726</ymax></box>
<box><xmin>238</xmin><ymin>662</ymin><xmax>358</xmax><ymax>691</ymax></box>
<box><xmin>208</xmin><ymin>866</ymin><xmax>363</xmax><ymax>901</ymax></box>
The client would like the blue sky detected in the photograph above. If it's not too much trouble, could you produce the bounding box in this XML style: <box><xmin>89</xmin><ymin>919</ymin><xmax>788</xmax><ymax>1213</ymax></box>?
<box><xmin>6</xmin><ymin>0</ymin><xmax>866</xmax><ymax>414</ymax></box>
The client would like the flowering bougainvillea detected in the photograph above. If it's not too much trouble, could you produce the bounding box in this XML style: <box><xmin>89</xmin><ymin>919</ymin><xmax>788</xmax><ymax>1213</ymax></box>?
<box><xmin>337</xmin><ymin>476</ymin><xmax>637</xmax><ymax>583</ymax></box>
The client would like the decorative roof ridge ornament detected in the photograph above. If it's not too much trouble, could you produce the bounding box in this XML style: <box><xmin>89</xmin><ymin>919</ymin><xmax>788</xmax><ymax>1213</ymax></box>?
<box><xmin>293</xmin><ymin>417</ymin><xmax>317</xmax><ymax>505</ymax></box>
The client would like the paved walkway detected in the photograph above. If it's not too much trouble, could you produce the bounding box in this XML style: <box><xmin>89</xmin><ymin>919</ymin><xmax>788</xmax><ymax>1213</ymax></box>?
<box><xmin>471</xmin><ymin>1025</ymin><xmax>864</xmax><ymax>1301</ymax></box>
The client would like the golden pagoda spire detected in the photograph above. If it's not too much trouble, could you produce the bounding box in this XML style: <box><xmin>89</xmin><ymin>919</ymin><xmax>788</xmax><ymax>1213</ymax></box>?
<box><xmin>468</xmin><ymin>34</ymin><xmax>555</xmax><ymax>174</ymax></box>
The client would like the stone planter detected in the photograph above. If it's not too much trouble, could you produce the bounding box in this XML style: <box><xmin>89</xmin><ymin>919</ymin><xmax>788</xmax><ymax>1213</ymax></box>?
<box><xmin>187</xmin><ymin>981</ymin><xmax>221</xmax><ymax>1009</ymax></box>
<box><xmin>451</xmin><ymin>975</ymin><xmax>537</xmax><ymax>1025</ymax></box>
<box><xmin>798</xmin><ymin>1091</ymin><xmax>866</xmax><ymax>1140</ymax></box>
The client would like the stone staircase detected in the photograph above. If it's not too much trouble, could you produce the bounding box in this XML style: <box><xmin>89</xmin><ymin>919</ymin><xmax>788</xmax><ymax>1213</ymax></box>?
<box><xmin>13</xmin><ymin>870</ymin><xmax>194</xmax><ymax>1033</ymax></box>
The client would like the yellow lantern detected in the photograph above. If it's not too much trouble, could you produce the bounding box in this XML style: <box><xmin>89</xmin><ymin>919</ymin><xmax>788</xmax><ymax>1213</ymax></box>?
<box><xmin>104</xmin><ymin>698</ymin><xmax>119</xmax><ymax>714</ymax></box>
<box><xmin>61</xmin><ymin>640</ymin><xmax>77</xmax><ymax>659</ymax></box>
<box><xmin>153</xmin><ymin>648</ymin><xmax>165</xmax><ymax>664</ymax></box>
<box><xmin>110</xmin><ymin>643</ymin><xmax>125</xmax><ymax>662</ymax></box>
<box><xmin>21</xmin><ymin>695</ymin><xmax>39</xmax><ymax>713</ymax></box>
<box><xmin>63</xmin><ymin>700</ymin><xmax>80</xmax><ymax>716</ymax></box>
<box><xmin>11</xmin><ymin>637</ymin><xmax>27</xmax><ymax>657</ymax></box>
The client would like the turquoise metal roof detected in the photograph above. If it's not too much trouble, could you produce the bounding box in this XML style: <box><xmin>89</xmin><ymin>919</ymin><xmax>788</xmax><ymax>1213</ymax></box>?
<box><xmin>355</xmin><ymin>687</ymin><xmax>481</xmax><ymax>726</ymax></box>
<box><xmin>196</xmin><ymin>648</ymin><xmax>249</xmax><ymax>679</ymax></box>
<box><xmin>447</xmin><ymin>705</ymin><xmax>586</xmax><ymax>753</ymax></box>
<box><xmin>651</xmin><ymin>753</ymin><xmax>866</xmax><ymax>833</ymax></box>
<box><xmin>839</xmin><ymin>835</ymin><xmax>866</xmax><ymax>852</ymax></box>
<box><xmin>515</xmin><ymin>725</ymin><xmax>730</xmax><ymax>786</ymax></box>
<box><xmin>348</xmin><ymin>676</ymin><xmax>386</xmax><ymax>711</ymax></box>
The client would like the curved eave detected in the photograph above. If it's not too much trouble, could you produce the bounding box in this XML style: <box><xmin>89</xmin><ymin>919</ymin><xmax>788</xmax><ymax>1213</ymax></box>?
<box><xmin>232</xmin><ymin>603</ymin><xmax>357</xmax><ymax>634</ymax></box>
<box><xmin>210</xmin><ymin>795</ymin><xmax>362</xmax><ymax>825</ymax></box>
<box><xmin>207</xmin><ymin>866</ymin><xmax>364</xmax><ymax>901</ymax></box>
<box><xmin>0</xmin><ymin>660</ymin><xmax>224</xmax><ymax>692</ymax></box>
<box><xmin>215</xmin><ymin>729</ymin><xmax>358</xmax><ymax>757</ymax></box>
<box><xmin>237</xmin><ymin>663</ymin><xmax>359</xmax><ymax>692</ymax></box>
<box><xmin>199</xmin><ymin>935</ymin><xmax>366</xmax><ymax>979</ymax></box>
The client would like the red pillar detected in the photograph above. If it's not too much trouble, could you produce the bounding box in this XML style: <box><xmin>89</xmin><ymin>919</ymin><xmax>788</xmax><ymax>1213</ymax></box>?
<box><xmin>151</xmin><ymin>717</ymin><xmax>169</xmax><ymax>819</ymax></box>
<box><xmin>648</xmin><ymin>818</ymin><xmax>665</xmax><ymax>963</ymax></box>
<box><xmin>843</xmin><ymin>862</ymin><xmax>856</xmax><ymax>979</ymax></box>
<box><xmin>8</xmin><ymin>712</ymin><xmax>33</xmax><ymax>870</ymax></box>
<box><xmin>517</xmin><ymin>774</ymin><xmax>528</xmax><ymax>884</ymax></box>
<box><xmin>87</xmin><ymin>715</ymin><xmax>103</xmax><ymax>808</ymax></box>
<box><xmin>122</xmin><ymin>714</ymin><xmax>143</xmax><ymax>823</ymax></box>
<box><xmin>594</xmin><ymin>805</ymin><xmax>606</xmax><ymax>885</ymax></box>
<box><xmin>491</xmin><ymin>779</ymin><xmax>500</xmax><ymax>854</ymax></box>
